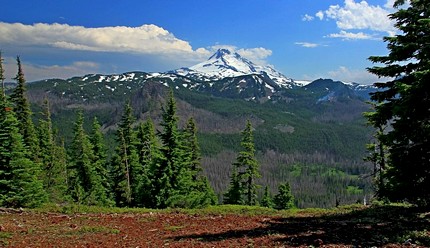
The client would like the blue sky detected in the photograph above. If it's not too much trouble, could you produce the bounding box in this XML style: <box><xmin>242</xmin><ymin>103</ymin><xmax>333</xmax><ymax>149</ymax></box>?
<box><xmin>0</xmin><ymin>0</ymin><xmax>402</xmax><ymax>84</ymax></box>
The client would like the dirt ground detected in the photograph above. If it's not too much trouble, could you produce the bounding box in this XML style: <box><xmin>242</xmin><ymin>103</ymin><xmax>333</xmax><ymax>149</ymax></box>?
<box><xmin>0</xmin><ymin>206</ymin><xmax>428</xmax><ymax>247</ymax></box>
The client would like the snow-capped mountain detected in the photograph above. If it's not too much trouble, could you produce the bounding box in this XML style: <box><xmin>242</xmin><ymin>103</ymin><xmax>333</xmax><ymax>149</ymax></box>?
<box><xmin>173</xmin><ymin>48</ymin><xmax>298</xmax><ymax>89</ymax></box>
<box><xmin>29</xmin><ymin>48</ymin><xmax>376</xmax><ymax>103</ymax></box>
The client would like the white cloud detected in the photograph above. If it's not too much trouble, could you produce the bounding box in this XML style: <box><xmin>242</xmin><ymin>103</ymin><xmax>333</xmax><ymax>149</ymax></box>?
<box><xmin>326</xmin><ymin>30</ymin><xmax>377</xmax><ymax>40</ymax></box>
<box><xmin>316</xmin><ymin>11</ymin><xmax>325</xmax><ymax>20</ymax></box>
<box><xmin>317</xmin><ymin>0</ymin><xmax>396</xmax><ymax>36</ymax></box>
<box><xmin>0</xmin><ymin>22</ymin><xmax>195</xmax><ymax>54</ymax></box>
<box><xmin>384</xmin><ymin>0</ymin><xmax>396</xmax><ymax>9</ymax></box>
<box><xmin>3</xmin><ymin>56</ymin><xmax>101</xmax><ymax>81</ymax></box>
<box><xmin>295</xmin><ymin>42</ymin><xmax>320</xmax><ymax>48</ymax></box>
<box><xmin>327</xmin><ymin>66</ymin><xmax>390</xmax><ymax>84</ymax></box>
<box><xmin>302</xmin><ymin>14</ymin><xmax>314</xmax><ymax>21</ymax></box>
<box><xmin>301</xmin><ymin>66</ymin><xmax>391</xmax><ymax>85</ymax></box>
<box><xmin>0</xmin><ymin>22</ymin><xmax>276</xmax><ymax>80</ymax></box>
<box><xmin>237</xmin><ymin>47</ymin><xmax>272</xmax><ymax>65</ymax></box>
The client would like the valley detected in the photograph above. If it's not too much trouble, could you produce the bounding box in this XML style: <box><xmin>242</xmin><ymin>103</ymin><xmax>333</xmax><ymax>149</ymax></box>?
<box><xmin>23</xmin><ymin>49</ymin><xmax>376</xmax><ymax>208</ymax></box>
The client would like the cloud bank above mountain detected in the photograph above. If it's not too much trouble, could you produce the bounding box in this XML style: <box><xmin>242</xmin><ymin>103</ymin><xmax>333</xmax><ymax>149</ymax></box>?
<box><xmin>0</xmin><ymin>22</ymin><xmax>273</xmax><ymax>81</ymax></box>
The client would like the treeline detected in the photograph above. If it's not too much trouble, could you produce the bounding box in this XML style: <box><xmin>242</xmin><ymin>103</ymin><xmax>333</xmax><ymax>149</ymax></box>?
<box><xmin>0</xmin><ymin>56</ymin><xmax>294</xmax><ymax>209</ymax></box>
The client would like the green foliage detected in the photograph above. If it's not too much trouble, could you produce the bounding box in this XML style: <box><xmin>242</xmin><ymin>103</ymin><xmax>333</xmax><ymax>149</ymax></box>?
<box><xmin>274</xmin><ymin>182</ymin><xmax>295</xmax><ymax>210</ymax></box>
<box><xmin>110</xmin><ymin>102</ymin><xmax>141</xmax><ymax>207</ymax></box>
<box><xmin>366</xmin><ymin>0</ymin><xmax>430</xmax><ymax>206</ymax></box>
<box><xmin>260</xmin><ymin>186</ymin><xmax>274</xmax><ymax>208</ymax></box>
<box><xmin>223</xmin><ymin>167</ymin><xmax>244</xmax><ymax>204</ymax></box>
<box><xmin>225</xmin><ymin>120</ymin><xmax>261</xmax><ymax>206</ymax></box>
<box><xmin>0</xmin><ymin>94</ymin><xmax>47</xmax><ymax>207</ymax></box>
<box><xmin>134</xmin><ymin>118</ymin><xmax>159</xmax><ymax>207</ymax></box>
<box><xmin>69</xmin><ymin>111</ymin><xmax>110</xmax><ymax>206</ymax></box>
<box><xmin>148</xmin><ymin>90</ymin><xmax>181</xmax><ymax>208</ymax></box>
<box><xmin>89</xmin><ymin>117</ymin><xmax>114</xmax><ymax>206</ymax></box>
<box><xmin>37</xmin><ymin>98</ymin><xmax>68</xmax><ymax>203</ymax></box>
<box><xmin>180</xmin><ymin>117</ymin><xmax>218</xmax><ymax>207</ymax></box>
<box><xmin>9</xmin><ymin>57</ymin><xmax>39</xmax><ymax>160</ymax></box>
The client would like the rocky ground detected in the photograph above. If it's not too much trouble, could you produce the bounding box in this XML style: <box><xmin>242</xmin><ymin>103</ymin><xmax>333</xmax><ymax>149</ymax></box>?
<box><xmin>0</xmin><ymin>205</ymin><xmax>429</xmax><ymax>247</ymax></box>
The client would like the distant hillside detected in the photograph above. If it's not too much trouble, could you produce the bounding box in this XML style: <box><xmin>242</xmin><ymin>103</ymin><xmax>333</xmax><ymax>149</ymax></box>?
<box><xmin>23</xmin><ymin>49</ymin><xmax>376</xmax><ymax>208</ymax></box>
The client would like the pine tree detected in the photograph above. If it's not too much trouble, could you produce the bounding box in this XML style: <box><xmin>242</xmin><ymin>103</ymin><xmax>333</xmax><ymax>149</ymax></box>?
<box><xmin>10</xmin><ymin>57</ymin><xmax>39</xmax><ymax>160</ymax></box>
<box><xmin>261</xmin><ymin>186</ymin><xmax>274</xmax><ymax>208</ymax></box>
<box><xmin>183</xmin><ymin>118</ymin><xmax>201</xmax><ymax>182</ymax></box>
<box><xmin>366</xmin><ymin>0</ymin><xmax>430</xmax><ymax>206</ymax></box>
<box><xmin>69</xmin><ymin>111</ymin><xmax>108</xmax><ymax>205</ymax></box>
<box><xmin>181</xmin><ymin>117</ymin><xmax>217</xmax><ymax>207</ymax></box>
<box><xmin>37</xmin><ymin>98</ymin><xmax>68</xmax><ymax>202</ymax></box>
<box><xmin>153</xmin><ymin>89</ymin><xmax>185</xmax><ymax>208</ymax></box>
<box><xmin>274</xmin><ymin>182</ymin><xmax>294</xmax><ymax>210</ymax></box>
<box><xmin>89</xmin><ymin>117</ymin><xmax>113</xmax><ymax>206</ymax></box>
<box><xmin>223</xmin><ymin>167</ymin><xmax>243</xmax><ymax>205</ymax></box>
<box><xmin>135</xmin><ymin>118</ymin><xmax>160</xmax><ymax>207</ymax></box>
<box><xmin>0</xmin><ymin>93</ymin><xmax>46</xmax><ymax>207</ymax></box>
<box><xmin>225</xmin><ymin>120</ymin><xmax>260</xmax><ymax>205</ymax></box>
<box><xmin>110</xmin><ymin>102</ymin><xmax>141</xmax><ymax>207</ymax></box>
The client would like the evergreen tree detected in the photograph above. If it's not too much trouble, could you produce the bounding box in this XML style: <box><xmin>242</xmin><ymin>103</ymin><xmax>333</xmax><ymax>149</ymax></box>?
<box><xmin>153</xmin><ymin>89</ymin><xmax>185</xmax><ymax>208</ymax></box>
<box><xmin>69</xmin><ymin>111</ymin><xmax>108</xmax><ymax>205</ymax></box>
<box><xmin>0</xmin><ymin>93</ymin><xmax>46</xmax><ymax>207</ymax></box>
<box><xmin>89</xmin><ymin>117</ymin><xmax>113</xmax><ymax>206</ymax></box>
<box><xmin>226</xmin><ymin>120</ymin><xmax>260</xmax><ymax>205</ymax></box>
<box><xmin>37</xmin><ymin>98</ymin><xmax>68</xmax><ymax>202</ymax></box>
<box><xmin>366</xmin><ymin>0</ymin><xmax>430</xmax><ymax>206</ymax></box>
<box><xmin>223</xmin><ymin>167</ymin><xmax>243</xmax><ymax>205</ymax></box>
<box><xmin>136</xmin><ymin>119</ymin><xmax>159</xmax><ymax>168</ymax></box>
<box><xmin>54</xmin><ymin>136</ymin><xmax>69</xmax><ymax>198</ymax></box>
<box><xmin>274</xmin><ymin>182</ymin><xmax>294</xmax><ymax>210</ymax></box>
<box><xmin>135</xmin><ymin>118</ymin><xmax>160</xmax><ymax>207</ymax></box>
<box><xmin>110</xmin><ymin>102</ymin><xmax>141</xmax><ymax>207</ymax></box>
<box><xmin>9</xmin><ymin>57</ymin><xmax>39</xmax><ymax>160</ymax></box>
<box><xmin>182</xmin><ymin>117</ymin><xmax>217</xmax><ymax>206</ymax></box>
<box><xmin>183</xmin><ymin>118</ymin><xmax>201</xmax><ymax>182</ymax></box>
<box><xmin>159</xmin><ymin>89</ymin><xmax>183</xmax><ymax>188</ymax></box>
<box><xmin>261</xmin><ymin>186</ymin><xmax>274</xmax><ymax>208</ymax></box>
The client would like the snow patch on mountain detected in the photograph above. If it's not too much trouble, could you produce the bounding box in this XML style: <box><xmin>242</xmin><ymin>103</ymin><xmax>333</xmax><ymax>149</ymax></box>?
<box><xmin>172</xmin><ymin>48</ymin><xmax>297</xmax><ymax>89</ymax></box>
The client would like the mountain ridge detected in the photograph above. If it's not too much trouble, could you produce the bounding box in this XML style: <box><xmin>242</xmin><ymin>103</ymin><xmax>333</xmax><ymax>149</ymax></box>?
<box><xmin>27</xmin><ymin>48</ymin><xmax>376</xmax><ymax>104</ymax></box>
<box><xmin>19</xmin><ymin>50</ymin><xmax>376</xmax><ymax>208</ymax></box>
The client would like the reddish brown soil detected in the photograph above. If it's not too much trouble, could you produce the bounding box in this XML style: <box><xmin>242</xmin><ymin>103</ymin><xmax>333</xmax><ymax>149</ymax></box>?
<box><xmin>0</xmin><ymin>208</ymin><xmax>428</xmax><ymax>247</ymax></box>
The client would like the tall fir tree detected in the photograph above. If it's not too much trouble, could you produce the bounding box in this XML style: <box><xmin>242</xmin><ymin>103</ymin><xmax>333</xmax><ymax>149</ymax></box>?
<box><xmin>136</xmin><ymin>118</ymin><xmax>160</xmax><ymax>169</ymax></box>
<box><xmin>69</xmin><ymin>111</ymin><xmax>109</xmax><ymax>206</ymax></box>
<box><xmin>225</xmin><ymin>120</ymin><xmax>260</xmax><ymax>205</ymax></box>
<box><xmin>181</xmin><ymin>117</ymin><xmax>217</xmax><ymax>207</ymax></box>
<box><xmin>10</xmin><ymin>57</ymin><xmax>39</xmax><ymax>160</ymax></box>
<box><xmin>37</xmin><ymin>98</ymin><xmax>68</xmax><ymax>202</ymax></box>
<box><xmin>183</xmin><ymin>118</ymin><xmax>201</xmax><ymax>182</ymax></box>
<box><xmin>152</xmin><ymin>89</ymin><xmax>185</xmax><ymax>208</ymax></box>
<box><xmin>135</xmin><ymin>118</ymin><xmax>160</xmax><ymax>207</ymax></box>
<box><xmin>366</xmin><ymin>0</ymin><xmax>430</xmax><ymax>206</ymax></box>
<box><xmin>110</xmin><ymin>102</ymin><xmax>141</xmax><ymax>207</ymax></box>
<box><xmin>0</xmin><ymin>92</ymin><xmax>46</xmax><ymax>207</ymax></box>
<box><xmin>89</xmin><ymin>117</ymin><xmax>113</xmax><ymax>206</ymax></box>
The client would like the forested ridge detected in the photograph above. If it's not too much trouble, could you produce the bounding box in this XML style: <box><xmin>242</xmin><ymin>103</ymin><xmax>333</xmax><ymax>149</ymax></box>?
<box><xmin>0</xmin><ymin>55</ymin><xmax>372</xmax><ymax>209</ymax></box>
<box><xmin>1</xmin><ymin>0</ymin><xmax>429</xmax><ymax>210</ymax></box>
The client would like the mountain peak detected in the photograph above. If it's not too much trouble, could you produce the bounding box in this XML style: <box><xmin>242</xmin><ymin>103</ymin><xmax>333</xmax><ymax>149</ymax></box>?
<box><xmin>171</xmin><ymin>49</ymin><xmax>295</xmax><ymax>88</ymax></box>
<box><xmin>209</xmin><ymin>48</ymin><xmax>234</xmax><ymax>60</ymax></box>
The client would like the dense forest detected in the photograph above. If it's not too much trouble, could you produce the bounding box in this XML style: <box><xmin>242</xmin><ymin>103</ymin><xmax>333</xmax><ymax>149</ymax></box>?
<box><xmin>0</xmin><ymin>57</ymin><xmax>298</xmax><ymax>209</ymax></box>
